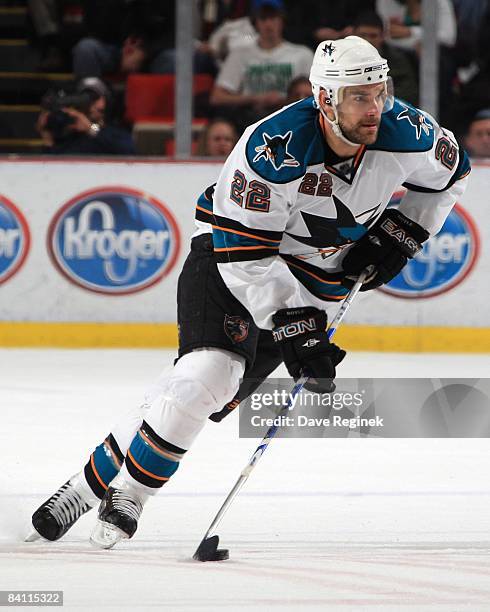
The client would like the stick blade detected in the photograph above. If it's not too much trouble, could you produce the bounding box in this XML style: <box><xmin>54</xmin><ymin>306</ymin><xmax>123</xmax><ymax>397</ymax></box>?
<box><xmin>193</xmin><ymin>535</ymin><xmax>229</xmax><ymax>562</ymax></box>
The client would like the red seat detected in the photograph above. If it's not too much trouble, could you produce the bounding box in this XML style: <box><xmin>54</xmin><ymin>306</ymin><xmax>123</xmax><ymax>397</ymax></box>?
<box><xmin>125</xmin><ymin>74</ymin><xmax>214</xmax><ymax>124</ymax></box>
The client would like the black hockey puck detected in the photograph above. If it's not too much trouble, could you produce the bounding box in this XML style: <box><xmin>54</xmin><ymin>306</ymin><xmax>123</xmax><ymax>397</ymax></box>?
<box><xmin>193</xmin><ymin>535</ymin><xmax>230</xmax><ymax>562</ymax></box>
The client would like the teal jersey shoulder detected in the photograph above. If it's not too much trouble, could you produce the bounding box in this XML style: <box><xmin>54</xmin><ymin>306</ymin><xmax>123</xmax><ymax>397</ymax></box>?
<box><xmin>245</xmin><ymin>97</ymin><xmax>325</xmax><ymax>184</ymax></box>
<box><xmin>455</xmin><ymin>147</ymin><xmax>471</xmax><ymax>181</ymax></box>
<box><xmin>369</xmin><ymin>98</ymin><xmax>435</xmax><ymax>153</ymax></box>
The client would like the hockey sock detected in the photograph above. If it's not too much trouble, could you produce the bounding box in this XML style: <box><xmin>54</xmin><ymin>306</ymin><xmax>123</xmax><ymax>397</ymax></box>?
<box><xmin>83</xmin><ymin>433</ymin><xmax>125</xmax><ymax>499</ymax></box>
<box><xmin>124</xmin><ymin>420</ymin><xmax>186</xmax><ymax>489</ymax></box>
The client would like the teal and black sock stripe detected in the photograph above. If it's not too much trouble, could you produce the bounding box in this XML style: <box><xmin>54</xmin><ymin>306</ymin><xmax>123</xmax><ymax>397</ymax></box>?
<box><xmin>125</xmin><ymin>421</ymin><xmax>186</xmax><ymax>489</ymax></box>
<box><xmin>84</xmin><ymin>433</ymin><xmax>124</xmax><ymax>499</ymax></box>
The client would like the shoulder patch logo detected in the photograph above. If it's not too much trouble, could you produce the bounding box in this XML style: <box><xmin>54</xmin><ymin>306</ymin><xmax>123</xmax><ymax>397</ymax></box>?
<box><xmin>396</xmin><ymin>104</ymin><xmax>433</xmax><ymax>140</ymax></box>
<box><xmin>224</xmin><ymin>315</ymin><xmax>249</xmax><ymax>343</ymax></box>
<box><xmin>253</xmin><ymin>131</ymin><xmax>300</xmax><ymax>171</ymax></box>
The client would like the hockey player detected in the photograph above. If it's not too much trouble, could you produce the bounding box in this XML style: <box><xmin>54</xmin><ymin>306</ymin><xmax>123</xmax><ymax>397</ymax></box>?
<box><xmin>27</xmin><ymin>36</ymin><xmax>470</xmax><ymax>548</ymax></box>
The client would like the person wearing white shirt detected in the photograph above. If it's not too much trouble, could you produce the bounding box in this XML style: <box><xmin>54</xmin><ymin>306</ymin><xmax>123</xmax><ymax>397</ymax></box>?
<box><xmin>210</xmin><ymin>0</ymin><xmax>314</xmax><ymax>128</ymax></box>
<box><xmin>376</xmin><ymin>0</ymin><xmax>457</xmax><ymax>51</ymax></box>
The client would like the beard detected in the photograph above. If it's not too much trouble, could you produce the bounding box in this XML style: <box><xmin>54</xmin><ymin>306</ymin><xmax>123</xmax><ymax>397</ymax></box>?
<box><xmin>338</xmin><ymin>115</ymin><xmax>381</xmax><ymax>145</ymax></box>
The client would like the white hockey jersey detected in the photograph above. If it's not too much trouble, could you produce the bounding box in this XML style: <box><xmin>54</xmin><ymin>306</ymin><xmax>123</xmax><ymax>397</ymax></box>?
<box><xmin>194</xmin><ymin>97</ymin><xmax>471</xmax><ymax>329</ymax></box>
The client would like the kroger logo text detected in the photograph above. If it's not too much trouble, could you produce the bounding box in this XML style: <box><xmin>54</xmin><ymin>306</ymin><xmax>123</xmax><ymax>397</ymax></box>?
<box><xmin>0</xmin><ymin>195</ymin><xmax>30</xmax><ymax>285</ymax></box>
<box><xmin>48</xmin><ymin>187</ymin><xmax>180</xmax><ymax>294</ymax></box>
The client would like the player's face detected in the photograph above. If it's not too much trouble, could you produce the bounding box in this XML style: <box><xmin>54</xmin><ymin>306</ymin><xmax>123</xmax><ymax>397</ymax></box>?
<box><xmin>337</xmin><ymin>83</ymin><xmax>386</xmax><ymax>145</ymax></box>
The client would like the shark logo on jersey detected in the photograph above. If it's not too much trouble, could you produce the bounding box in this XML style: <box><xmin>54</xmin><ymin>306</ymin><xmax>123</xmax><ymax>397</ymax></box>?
<box><xmin>253</xmin><ymin>131</ymin><xmax>300</xmax><ymax>171</ymax></box>
<box><xmin>322</xmin><ymin>43</ymin><xmax>335</xmax><ymax>56</ymax></box>
<box><xmin>396</xmin><ymin>105</ymin><xmax>433</xmax><ymax>140</ymax></box>
<box><xmin>287</xmin><ymin>195</ymin><xmax>377</xmax><ymax>249</ymax></box>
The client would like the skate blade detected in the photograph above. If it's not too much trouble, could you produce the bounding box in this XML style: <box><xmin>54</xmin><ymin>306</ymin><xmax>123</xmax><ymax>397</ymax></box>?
<box><xmin>24</xmin><ymin>526</ymin><xmax>42</xmax><ymax>542</ymax></box>
<box><xmin>90</xmin><ymin>520</ymin><xmax>129</xmax><ymax>550</ymax></box>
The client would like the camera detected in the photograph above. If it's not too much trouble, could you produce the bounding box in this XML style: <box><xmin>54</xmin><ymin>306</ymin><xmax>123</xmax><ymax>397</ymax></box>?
<box><xmin>40</xmin><ymin>89</ymin><xmax>96</xmax><ymax>140</ymax></box>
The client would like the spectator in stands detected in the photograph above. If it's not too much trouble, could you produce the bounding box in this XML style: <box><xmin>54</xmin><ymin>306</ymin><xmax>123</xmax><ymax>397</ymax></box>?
<box><xmin>37</xmin><ymin>77</ymin><xmax>135</xmax><ymax>155</ymax></box>
<box><xmin>282</xmin><ymin>0</ymin><xmax>375</xmax><ymax>49</ymax></box>
<box><xmin>286</xmin><ymin>76</ymin><xmax>312</xmax><ymax>104</ymax></box>
<box><xmin>463</xmin><ymin>110</ymin><xmax>490</xmax><ymax>158</ymax></box>
<box><xmin>377</xmin><ymin>0</ymin><xmax>457</xmax><ymax>123</ymax></box>
<box><xmin>73</xmin><ymin>33</ymin><xmax>149</xmax><ymax>80</ymax></box>
<box><xmin>452</xmin><ymin>0</ymin><xmax>489</xmax><ymax>69</ymax></box>
<box><xmin>73</xmin><ymin>1</ymin><xmax>216</xmax><ymax>78</ymax></box>
<box><xmin>28</xmin><ymin>0</ymin><xmax>64</xmax><ymax>71</ymax></box>
<box><xmin>205</xmin><ymin>3</ymin><xmax>256</xmax><ymax>65</ymax></box>
<box><xmin>376</xmin><ymin>0</ymin><xmax>457</xmax><ymax>52</ymax></box>
<box><xmin>195</xmin><ymin>118</ymin><xmax>238</xmax><ymax>157</ymax></box>
<box><xmin>210</xmin><ymin>0</ymin><xmax>313</xmax><ymax>130</ymax></box>
<box><xmin>451</xmin><ymin>0</ymin><xmax>490</xmax><ymax>114</ymax></box>
<box><xmin>353</xmin><ymin>11</ymin><xmax>418</xmax><ymax>106</ymax></box>
<box><xmin>149</xmin><ymin>42</ymin><xmax>217</xmax><ymax>77</ymax></box>
<box><xmin>449</xmin><ymin>1</ymin><xmax>490</xmax><ymax>134</ymax></box>
<box><xmin>200</xmin><ymin>0</ymin><xmax>251</xmax><ymax>41</ymax></box>
<box><xmin>72</xmin><ymin>0</ymin><xmax>176</xmax><ymax>80</ymax></box>
<box><xmin>450</xmin><ymin>69</ymin><xmax>490</xmax><ymax>138</ymax></box>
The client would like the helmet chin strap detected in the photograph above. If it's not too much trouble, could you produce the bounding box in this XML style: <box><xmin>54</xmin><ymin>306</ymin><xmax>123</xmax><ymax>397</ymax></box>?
<box><xmin>318</xmin><ymin>102</ymin><xmax>361</xmax><ymax>149</ymax></box>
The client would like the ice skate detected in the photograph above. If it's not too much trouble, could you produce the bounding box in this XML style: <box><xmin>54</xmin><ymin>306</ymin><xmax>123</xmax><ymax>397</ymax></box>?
<box><xmin>26</xmin><ymin>472</ymin><xmax>98</xmax><ymax>542</ymax></box>
<box><xmin>90</xmin><ymin>474</ymin><xmax>148</xmax><ymax>550</ymax></box>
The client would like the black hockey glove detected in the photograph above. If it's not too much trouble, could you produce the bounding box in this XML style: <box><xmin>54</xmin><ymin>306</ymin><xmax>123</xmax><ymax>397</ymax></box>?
<box><xmin>272</xmin><ymin>307</ymin><xmax>346</xmax><ymax>393</ymax></box>
<box><xmin>342</xmin><ymin>209</ymin><xmax>430</xmax><ymax>291</ymax></box>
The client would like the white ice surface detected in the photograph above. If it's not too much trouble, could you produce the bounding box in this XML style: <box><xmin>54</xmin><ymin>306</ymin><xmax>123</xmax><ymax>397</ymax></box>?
<box><xmin>1</xmin><ymin>349</ymin><xmax>490</xmax><ymax>611</ymax></box>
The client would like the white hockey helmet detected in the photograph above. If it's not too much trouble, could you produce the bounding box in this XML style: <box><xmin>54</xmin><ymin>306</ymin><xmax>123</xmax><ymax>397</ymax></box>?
<box><xmin>309</xmin><ymin>36</ymin><xmax>393</xmax><ymax>143</ymax></box>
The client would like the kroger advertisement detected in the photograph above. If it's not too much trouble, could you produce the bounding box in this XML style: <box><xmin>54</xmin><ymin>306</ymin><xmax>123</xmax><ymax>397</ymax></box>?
<box><xmin>0</xmin><ymin>159</ymin><xmax>488</xmax><ymax>327</ymax></box>
<box><xmin>47</xmin><ymin>187</ymin><xmax>180</xmax><ymax>295</ymax></box>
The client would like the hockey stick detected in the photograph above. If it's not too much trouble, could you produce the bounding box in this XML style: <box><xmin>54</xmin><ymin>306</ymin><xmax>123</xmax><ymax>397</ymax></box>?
<box><xmin>193</xmin><ymin>269</ymin><xmax>368</xmax><ymax>561</ymax></box>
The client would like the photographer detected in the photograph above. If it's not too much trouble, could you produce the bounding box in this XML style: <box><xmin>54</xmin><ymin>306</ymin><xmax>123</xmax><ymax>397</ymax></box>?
<box><xmin>37</xmin><ymin>78</ymin><xmax>135</xmax><ymax>155</ymax></box>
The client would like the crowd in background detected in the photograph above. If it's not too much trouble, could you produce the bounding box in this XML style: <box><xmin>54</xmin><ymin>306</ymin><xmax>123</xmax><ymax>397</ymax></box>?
<box><xmin>27</xmin><ymin>0</ymin><xmax>490</xmax><ymax>158</ymax></box>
